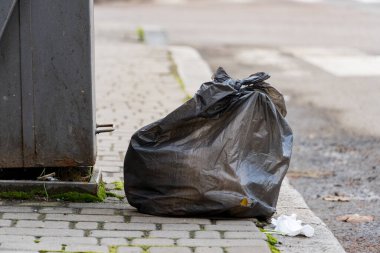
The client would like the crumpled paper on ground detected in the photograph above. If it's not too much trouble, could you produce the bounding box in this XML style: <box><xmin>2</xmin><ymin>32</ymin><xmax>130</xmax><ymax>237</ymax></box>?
<box><xmin>271</xmin><ymin>214</ymin><xmax>314</xmax><ymax>237</ymax></box>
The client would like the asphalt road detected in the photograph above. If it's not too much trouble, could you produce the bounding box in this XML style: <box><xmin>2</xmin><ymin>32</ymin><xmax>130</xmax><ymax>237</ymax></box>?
<box><xmin>95</xmin><ymin>1</ymin><xmax>380</xmax><ymax>252</ymax></box>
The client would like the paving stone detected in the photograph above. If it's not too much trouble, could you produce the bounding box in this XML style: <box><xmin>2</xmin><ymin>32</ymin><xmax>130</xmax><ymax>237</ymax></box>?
<box><xmin>177</xmin><ymin>239</ymin><xmax>269</xmax><ymax>247</ymax></box>
<box><xmin>226</xmin><ymin>246</ymin><xmax>271</xmax><ymax>253</ymax></box>
<box><xmin>214</xmin><ymin>220</ymin><xmax>254</xmax><ymax>226</ymax></box>
<box><xmin>195</xmin><ymin>247</ymin><xmax>224</xmax><ymax>253</ymax></box>
<box><xmin>0</xmin><ymin>235</ymin><xmax>35</xmax><ymax>243</ymax></box>
<box><xmin>80</xmin><ymin>208</ymin><xmax>115</xmax><ymax>215</ymax></box>
<box><xmin>149</xmin><ymin>230</ymin><xmax>189</xmax><ymax>239</ymax></box>
<box><xmin>40</xmin><ymin>236</ymin><xmax>98</xmax><ymax>245</ymax></box>
<box><xmin>21</xmin><ymin>202</ymin><xmax>63</xmax><ymax>207</ymax></box>
<box><xmin>0</xmin><ymin>219</ymin><xmax>12</xmax><ymax>227</ymax></box>
<box><xmin>98</xmin><ymin>150</ymin><xmax>124</xmax><ymax>157</ymax></box>
<box><xmin>118</xmin><ymin>247</ymin><xmax>143</xmax><ymax>253</ymax></box>
<box><xmin>224</xmin><ymin>232</ymin><xmax>266</xmax><ymax>240</ymax></box>
<box><xmin>101</xmin><ymin>155</ymin><xmax>121</xmax><ymax>161</ymax></box>
<box><xmin>90</xmin><ymin>230</ymin><xmax>144</xmax><ymax>238</ymax></box>
<box><xmin>162</xmin><ymin>224</ymin><xmax>200</xmax><ymax>231</ymax></box>
<box><xmin>0</xmin><ymin>251</ymin><xmax>37</xmax><ymax>253</ymax></box>
<box><xmin>131</xmin><ymin>216</ymin><xmax>211</xmax><ymax>225</ymax></box>
<box><xmin>38</xmin><ymin>207</ymin><xmax>75</xmax><ymax>214</ymax></box>
<box><xmin>0</xmin><ymin>242</ymin><xmax>62</xmax><ymax>251</ymax></box>
<box><xmin>75</xmin><ymin>222</ymin><xmax>99</xmax><ymax>229</ymax></box>
<box><xmin>97</xmin><ymin>161</ymin><xmax>123</xmax><ymax>167</ymax></box>
<box><xmin>131</xmin><ymin>238</ymin><xmax>175</xmax><ymax>246</ymax></box>
<box><xmin>65</xmin><ymin>245</ymin><xmax>109</xmax><ymax>252</ymax></box>
<box><xmin>100</xmin><ymin>237</ymin><xmax>129</xmax><ymax>245</ymax></box>
<box><xmin>0</xmin><ymin>228</ymin><xmax>84</xmax><ymax>237</ymax></box>
<box><xmin>204</xmin><ymin>225</ymin><xmax>260</xmax><ymax>232</ymax></box>
<box><xmin>104</xmin><ymin>223</ymin><xmax>156</xmax><ymax>230</ymax></box>
<box><xmin>45</xmin><ymin>214</ymin><xmax>124</xmax><ymax>222</ymax></box>
<box><xmin>122</xmin><ymin>209</ymin><xmax>148</xmax><ymax>216</ymax></box>
<box><xmin>39</xmin><ymin>236</ymin><xmax>98</xmax><ymax>245</ymax></box>
<box><xmin>104</xmin><ymin>176</ymin><xmax>123</xmax><ymax>183</ymax></box>
<box><xmin>102</xmin><ymin>166</ymin><xmax>123</xmax><ymax>172</ymax></box>
<box><xmin>0</xmin><ymin>206</ymin><xmax>35</xmax><ymax>213</ymax></box>
<box><xmin>149</xmin><ymin>247</ymin><xmax>192</xmax><ymax>253</ymax></box>
<box><xmin>68</xmin><ymin>203</ymin><xmax>131</xmax><ymax>209</ymax></box>
<box><xmin>16</xmin><ymin>220</ymin><xmax>69</xmax><ymax>229</ymax></box>
<box><xmin>2</xmin><ymin>213</ymin><xmax>40</xmax><ymax>220</ymax></box>
<box><xmin>195</xmin><ymin>231</ymin><xmax>221</xmax><ymax>239</ymax></box>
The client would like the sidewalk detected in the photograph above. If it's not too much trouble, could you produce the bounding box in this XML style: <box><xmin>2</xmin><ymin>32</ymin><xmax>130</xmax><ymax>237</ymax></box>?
<box><xmin>0</xmin><ymin>26</ymin><xmax>345</xmax><ymax>253</ymax></box>
<box><xmin>0</xmin><ymin>35</ymin><xmax>270</xmax><ymax>253</ymax></box>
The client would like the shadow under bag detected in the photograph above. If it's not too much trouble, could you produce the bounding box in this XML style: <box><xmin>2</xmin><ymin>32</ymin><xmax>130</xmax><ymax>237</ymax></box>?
<box><xmin>124</xmin><ymin>67</ymin><xmax>293</xmax><ymax>218</ymax></box>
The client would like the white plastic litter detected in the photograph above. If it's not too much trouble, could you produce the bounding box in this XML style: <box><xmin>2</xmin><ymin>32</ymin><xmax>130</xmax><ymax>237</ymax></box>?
<box><xmin>271</xmin><ymin>214</ymin><xmax>315</xmax><ymax>237</ymax></box>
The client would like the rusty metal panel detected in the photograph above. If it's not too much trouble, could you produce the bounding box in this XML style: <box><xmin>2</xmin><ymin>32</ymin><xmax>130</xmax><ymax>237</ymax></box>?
<box><xmin>0</xmin><ymin>1</ymin><xmax>22</xmax><ymax>167</ymax></box>
<box><xmin>0</xmin><ymin>0</ymin><xmax>96</xmax><ymax>168</ymax></box>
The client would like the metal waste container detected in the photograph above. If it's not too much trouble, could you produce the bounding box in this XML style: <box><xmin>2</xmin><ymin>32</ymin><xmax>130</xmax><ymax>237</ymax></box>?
<box><xmin>0</xmin><ymin>0</ymin><xmax>97</xmax><ymax>168</ymax></box>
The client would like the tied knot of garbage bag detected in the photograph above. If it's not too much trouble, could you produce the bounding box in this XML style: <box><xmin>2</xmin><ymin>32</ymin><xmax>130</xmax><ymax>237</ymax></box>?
<box><xmin>212</xmin><ymin>67</ymin><xmax>287</xmax><ymax>117</ymax></box>
<box><xmin>213</xmin><ymin>67</ymin><xmax>270</xmax><ymax>90</ymax></box>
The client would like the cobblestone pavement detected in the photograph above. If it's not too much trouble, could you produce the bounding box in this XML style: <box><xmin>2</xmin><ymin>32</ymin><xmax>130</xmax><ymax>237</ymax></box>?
<box><xmin>0</xmin><ymin>32</ymin><xmax>271</xmax><ymax>253</ymax></box>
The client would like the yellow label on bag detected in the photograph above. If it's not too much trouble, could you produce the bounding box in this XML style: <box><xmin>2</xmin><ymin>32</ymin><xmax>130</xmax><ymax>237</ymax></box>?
<box><xmin>240</xmin><ymin>197</ymin><xmax>254</xmax><ymax>207</ymax></box>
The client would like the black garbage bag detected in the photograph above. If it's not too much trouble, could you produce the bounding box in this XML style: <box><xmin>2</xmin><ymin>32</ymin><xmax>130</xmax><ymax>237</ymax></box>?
<box><xmin>124</xmin><ymin>67</ymin><xmax>293</xmax><ymax>218</ymax></box>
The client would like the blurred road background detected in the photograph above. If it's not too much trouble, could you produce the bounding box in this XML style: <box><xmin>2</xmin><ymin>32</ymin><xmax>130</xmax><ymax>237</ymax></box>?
<box><xmin>94</xmin><ymin>0</ymin><xmax>380</xmax><ymax>252</ymax></box>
